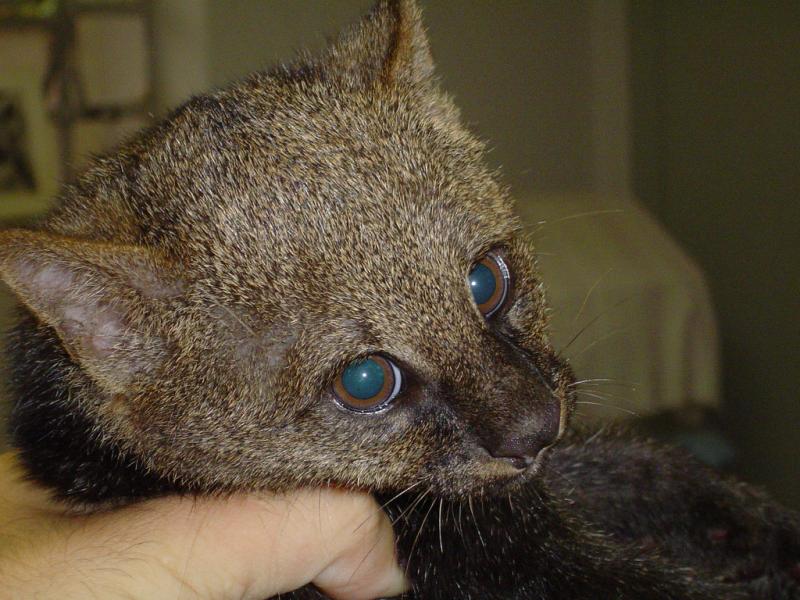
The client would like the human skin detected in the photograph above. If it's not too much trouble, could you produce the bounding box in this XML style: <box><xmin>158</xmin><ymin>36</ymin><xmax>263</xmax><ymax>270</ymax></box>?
<box><xmin>0</xmin><ymin>453</ymin><xmax>407</xmax><ymax>599</ymax></box>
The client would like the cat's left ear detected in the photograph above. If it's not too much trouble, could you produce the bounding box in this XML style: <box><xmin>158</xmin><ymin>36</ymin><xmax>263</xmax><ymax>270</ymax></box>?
<box><xmin>0</xmin><ymin>229</ymin><xmax>181</xmax><ymax>393</ymax></box>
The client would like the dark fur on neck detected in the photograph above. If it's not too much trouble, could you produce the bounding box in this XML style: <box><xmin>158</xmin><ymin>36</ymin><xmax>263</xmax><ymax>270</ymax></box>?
<box><xmin>7</xmin><ymin>312</ymin><xmax>176</xmax><ymax>503</ymax></box>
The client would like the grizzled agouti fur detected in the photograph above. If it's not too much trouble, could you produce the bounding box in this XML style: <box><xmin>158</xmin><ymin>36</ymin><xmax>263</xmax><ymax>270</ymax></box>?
<box><xmin>1</xmin><ymin>1</ymin><xmax>797</xmax><ymax>598</ymax></box>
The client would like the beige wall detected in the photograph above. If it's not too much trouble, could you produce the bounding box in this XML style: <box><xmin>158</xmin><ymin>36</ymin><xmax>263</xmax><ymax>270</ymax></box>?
<box><xmin>205</xmin><ymin>0</ymin><xmax>629</xmax><ymax>196</ymax></box>
<box><xmin>153</xmin><ymin>0</ymin><xmax>210</xmax><ymax>111</ymax></box>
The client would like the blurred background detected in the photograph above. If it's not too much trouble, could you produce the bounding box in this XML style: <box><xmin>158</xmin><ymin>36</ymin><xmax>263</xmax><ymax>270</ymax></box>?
<box><xmin>0</xmin><ymin>0</ymin><xmax>797</xmax><ymax>508</ymax></box>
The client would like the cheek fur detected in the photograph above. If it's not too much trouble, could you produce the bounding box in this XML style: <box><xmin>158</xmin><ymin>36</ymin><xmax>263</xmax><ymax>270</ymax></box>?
<box><xmin>503</xmin><ymin>291</ymin><xmax>550</xmax><ymax>353</ymax></box>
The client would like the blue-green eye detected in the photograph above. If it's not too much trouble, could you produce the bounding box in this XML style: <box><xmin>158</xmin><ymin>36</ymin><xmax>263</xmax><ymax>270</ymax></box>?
<box><xmin>333</xmin><ymin>356</ymin><xmax>402</xmax><ymax>412</ymax></box>
<box><xmin>468</xmin><ymin>253</ymin><xmax>510</xmax><ymax>317</ymax></box>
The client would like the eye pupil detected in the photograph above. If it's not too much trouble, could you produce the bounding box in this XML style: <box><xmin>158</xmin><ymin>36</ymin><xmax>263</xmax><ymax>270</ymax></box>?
<box><xmin>333</xmin><ymin>355</ymin><xmax>402</xmax><ymax>412</ymax></box>
<box><xmin>468</xmin><ymin>253</ymin><xmax>510</xmax><ymax>317</ymax></box>
<box><xmin>469</xmin><ymin>262</ymin><xmax>497</xmax><ymax>306</ymax></box>
<box><xmin>341</xmin><ymin>359</ymin><xmax>385</xmax><ymax>400</ymax></box>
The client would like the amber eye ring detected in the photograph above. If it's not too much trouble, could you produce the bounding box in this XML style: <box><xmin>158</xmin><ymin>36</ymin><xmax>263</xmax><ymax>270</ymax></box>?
<box><xmin>468</xmin><ymin>253</ymin><xmax>511</xmax><ymax>317</ymax></box>
<box><xmin>332</xmin><ymin>355</ymin><xmax>403</xmax><ymax>413</ymax></box>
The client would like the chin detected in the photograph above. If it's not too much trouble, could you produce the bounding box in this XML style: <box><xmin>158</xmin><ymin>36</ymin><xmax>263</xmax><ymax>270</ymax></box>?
<box><xmin>420</xmin><ymin>458</ymin><xmax>544</xmax><ymax>500</ymax></box>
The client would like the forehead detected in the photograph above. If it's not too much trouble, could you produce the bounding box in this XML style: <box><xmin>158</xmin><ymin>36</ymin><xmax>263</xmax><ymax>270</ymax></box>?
<box><xmin>184</xmin><ymin>79</ymin><xmax>518</xmax><ymax>301</ymax></box>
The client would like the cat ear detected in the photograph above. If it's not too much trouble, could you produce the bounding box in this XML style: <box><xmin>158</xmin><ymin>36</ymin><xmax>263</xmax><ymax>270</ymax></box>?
<box><xmin>0</xmin><ymin>229</ymin><xmax>181</xmax><ymax>393</ymax></box>
<box><xmin>323</xmin><ymin>0</ymin><xmax>435</xmax><ymax>89</ymax></box>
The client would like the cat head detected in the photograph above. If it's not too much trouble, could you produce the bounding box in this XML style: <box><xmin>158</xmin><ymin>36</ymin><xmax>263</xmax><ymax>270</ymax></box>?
<box><xmin>0</xmin><ymin>0</ymin><xmax>573</xmax><ymax>498</ymax></box>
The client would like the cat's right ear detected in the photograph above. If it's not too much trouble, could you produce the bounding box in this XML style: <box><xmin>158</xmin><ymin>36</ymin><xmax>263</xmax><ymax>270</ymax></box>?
<box><xmin>0</xmin><ymin>229</ymin><xmax>181</xmax><ymax>393</ymax></box>
<box><xmin>321</xmin><ymin>0</ymin><xmax>463</xmax><ymax>128</ymax></box>
<box><xmin>322</xmin><ymin>0</ymin><xmax>434</xmax><ymax>89</ymax></box>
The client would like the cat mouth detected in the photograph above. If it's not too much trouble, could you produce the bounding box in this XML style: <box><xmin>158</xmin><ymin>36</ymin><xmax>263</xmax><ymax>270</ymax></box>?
<box><xmin>419</xmin><ymin>441</ymin><xmax>556</xmax><ymax>499</ymax></box>
<box><xmin>459</xmin><ymin>456</ymin><xmax>550</xmax><ymax>498</ymax></box>
<box><xmin>508</xmin><ymin>445</ymin><xmax>553</xmax><ymax>475</ymax></box>
<box><xmin>475</xmin><ymin>443</ymin><xmax>554</xmax><ymax>485</ymax></box>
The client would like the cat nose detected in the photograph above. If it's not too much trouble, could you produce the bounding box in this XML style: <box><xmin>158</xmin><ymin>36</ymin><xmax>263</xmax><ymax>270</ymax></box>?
<box><xmin>489</xmin><ymin>434</ymin><xmax>550</xmax><ymax>469</ymax></box>
<box><xmin>489</xmin><ymin>406</ymin><xmax>561</xmax><ymax>469</ymax></box>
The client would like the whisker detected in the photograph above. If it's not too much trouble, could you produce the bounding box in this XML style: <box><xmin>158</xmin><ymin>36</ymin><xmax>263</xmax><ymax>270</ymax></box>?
<box><xmin>575</xmin><ymin>388</ymin><xmax>637</xmax><ymax>406</ymax></box>
<box><xmin>560</xmin><ymin>294</ymin><xmax>636</xmax><ymax>354</ymax></box>
<box><xmin>568</xmin><ymin>378</ymin><xmax>638</xmax><ymax>389</ymax></box>
<box><xmin>406</xmin><ymin>497</ymin><xmax>437</xmax><ymax>575</ymax></box>
<box><xmin>585</xmin><ymin>427</ymin><xmax>606</xmax><ymax>444</ymax></box>
<box><xmin>438</xmin><ymin>498</ymin><xmax>445</xmax><ymax>554</ymax></box>
<box><xmin>507</xmin><ymin>492</ymin><xmax>516</xmax><ymax>514</ymax></box>
<box><xmin>567</xmin><ymin>328</ymin><xmax>629</xmax><ymax>361</ymax></box>
<box><xmin>545</xmin><ymin>208</ymin><xmax>627</xmax><ymax>225</ymax></box>
<box><xmin>346</xmin><ymin>526</ymin><xmax>384</xmax><ymax>586</ymax></box>
<box><xmin>379</xmin><ymin>481</ymin><xmax>421</xmax><ymax>511</ymax></box>
<box><xmin>468</xmin><ymin>495</ymin><xmax>487</xmax><ymax>552</ymax></box>
<box><xmin>353</xmin><ymin>481</ymin><xmax>421</xmax><ymax>533</ymax></box>
<box><xmin>525</xmin><ymin>208</ymin><xmax>626</xmax><ymax>233</ymax></box>
<box><xmin>391</xmin><ymin>488</ymin><xmax>430</xmax><ymax>527</ymax></box>
<box><xmin>572</xmin><ymin>268</ymin><xmax>614</xmax><ymax>327</ymax></box>
<box><xmin>575</xmin><ymin>399</ymin><xmax>639</xmax><ymax>417</ymax></box>
<box><xmin>446</xmin><ymin>501</ymin><xmax>462</xmax><ymax>547</ymax></box>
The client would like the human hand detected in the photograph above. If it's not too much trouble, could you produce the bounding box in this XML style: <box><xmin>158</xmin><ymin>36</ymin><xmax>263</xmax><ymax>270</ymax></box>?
<box><xmin>0</xmin><ymin>452</ymin><xmax>407</xmax><ymax>599</ymax></box>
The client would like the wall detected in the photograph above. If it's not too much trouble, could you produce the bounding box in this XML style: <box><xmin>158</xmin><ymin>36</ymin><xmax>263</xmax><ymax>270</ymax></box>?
<box><xmin>630</xmin><ymin>1</ymin><xmax>800</xmax><ymax>507</ymax></box>
<box><xmin>206</xmin><ymin>0</ymin><xmax>610</xmax><ymax>196</ymax></box>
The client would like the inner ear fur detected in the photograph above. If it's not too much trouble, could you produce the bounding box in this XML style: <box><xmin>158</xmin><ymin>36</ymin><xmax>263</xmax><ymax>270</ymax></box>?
<box><xmin>0</xmin><ymin>229</ymin><xmax>180</xmax><ymax>392</ymax></box>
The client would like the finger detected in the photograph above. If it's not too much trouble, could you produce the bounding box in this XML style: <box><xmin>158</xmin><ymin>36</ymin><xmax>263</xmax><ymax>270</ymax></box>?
<box><xmin>311</xmin><ymin>491</ymin><xmax>408</xmax><ymax>599</ymax></box>
<box><xmin>0</xmin><ymin>452</ymin><xmax>58</xmax><ymax>512</ymax></box>
<box><xmin>177</xmin><ymin>488</ymin><xmax>409</xmax><ymax>599</ymax></box>
<box><xmin>2</xmin><ymin>483</ymin><xmax>406</xmax><ymax>600</ymax></box>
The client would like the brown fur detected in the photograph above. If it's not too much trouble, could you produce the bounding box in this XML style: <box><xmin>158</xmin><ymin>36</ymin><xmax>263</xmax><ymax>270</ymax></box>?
<box><xmin>0</xmin><ymin>0</ymin><xmax>570</xmax><ymax>498</ymax></box>
<box><xmin>3</xmin><ymin>3</ymin><xmax>798</xmax><ymax>598</ymax></box>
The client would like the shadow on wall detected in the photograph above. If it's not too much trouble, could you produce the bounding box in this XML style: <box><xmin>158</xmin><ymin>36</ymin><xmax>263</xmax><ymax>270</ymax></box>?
<box><xmin>630</xmin><ymin>0</ymin><xmax>800</xmax><ymax>508</ymax></box>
